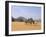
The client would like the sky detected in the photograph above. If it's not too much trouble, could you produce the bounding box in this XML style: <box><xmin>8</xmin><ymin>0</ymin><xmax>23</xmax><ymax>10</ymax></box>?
<box><xmin>11</xmin><ymin>5</ymin><xmax>41</xmax><ymax>20</ymax></box>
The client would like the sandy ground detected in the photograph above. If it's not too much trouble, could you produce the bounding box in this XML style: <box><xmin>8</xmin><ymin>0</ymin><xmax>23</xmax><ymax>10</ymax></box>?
<box><xmin>11</xmin><ymin>22</ymin><xmax>41</xmax><ymax>31</ymax></box>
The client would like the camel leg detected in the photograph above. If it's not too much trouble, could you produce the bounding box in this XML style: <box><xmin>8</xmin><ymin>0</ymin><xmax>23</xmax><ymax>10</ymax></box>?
<box><xmin>33</xmin><ymin>21</ymin><xmax>34</xmax><ymax>24</ymax></box>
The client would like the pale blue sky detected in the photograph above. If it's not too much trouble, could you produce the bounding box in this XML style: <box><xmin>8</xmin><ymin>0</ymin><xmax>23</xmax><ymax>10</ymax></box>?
<box><xmin>11</xmin><ymin>5</ymin><xmax>41</xmax><ymax>20</ymax></box>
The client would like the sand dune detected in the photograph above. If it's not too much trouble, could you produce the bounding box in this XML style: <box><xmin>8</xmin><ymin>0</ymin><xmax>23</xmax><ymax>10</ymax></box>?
<box><xmin>11</xmin><ymin>22</ymin><xmax>41</xmax><ymax>31</ymax></box>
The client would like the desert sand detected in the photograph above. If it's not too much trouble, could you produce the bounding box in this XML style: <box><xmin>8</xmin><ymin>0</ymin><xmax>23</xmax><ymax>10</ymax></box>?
<box><xmin>11</xmin><ymin>22</ymin><xmax>41</xmax><ymax>31</ymax></box>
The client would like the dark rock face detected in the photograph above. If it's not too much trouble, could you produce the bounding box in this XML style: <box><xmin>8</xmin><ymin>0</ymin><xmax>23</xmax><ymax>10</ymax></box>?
<box><xmin>17</xmin><ymin>17</ymin><xmax>27</xmax><ymax>22</ymax></box>
<box><xmin>12</xmin><ymin>17</ymin><xmax>15</xmax><ymax>21</ymax></box>
<box><xmin>12</xmin><ymin>16</ymin><xmax>27</xmax><ymax>22</ymax></box>
<box><xmin>12</xmin><ymin>17</ymin><xmax>35</xmax><ymax>24</ymax></box>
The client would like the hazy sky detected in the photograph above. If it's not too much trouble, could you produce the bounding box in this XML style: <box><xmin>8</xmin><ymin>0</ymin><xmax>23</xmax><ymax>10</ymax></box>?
<box><xmin>11</xmin><ymin>5</ymin><xmax>41</xmax><ymax>20</ymax></box>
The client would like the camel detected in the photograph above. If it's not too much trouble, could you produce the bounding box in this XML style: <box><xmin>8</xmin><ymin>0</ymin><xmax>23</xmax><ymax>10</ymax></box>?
<box><xmin>25</xmin><ymin>18</ymin><xmax>35</xmax><ymax>24</ymax></box>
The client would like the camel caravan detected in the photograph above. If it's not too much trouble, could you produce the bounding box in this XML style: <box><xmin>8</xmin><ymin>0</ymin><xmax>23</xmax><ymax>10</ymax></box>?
<box><xmin>12</xmin><ymin>16</ymin><xmax>41</xmax><ymax>24</ymax></box>
<box><xmin>25</xmin><ymin>18</ymin><xmax>35</xmax><ymax>24</ymax></box>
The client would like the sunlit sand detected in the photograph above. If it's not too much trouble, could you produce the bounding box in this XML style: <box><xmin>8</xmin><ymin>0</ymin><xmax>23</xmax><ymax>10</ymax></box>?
<box><xmin>11</xmin><ymin>22</ymin><xmax>41</xmax><ymax>31</ymax></box>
